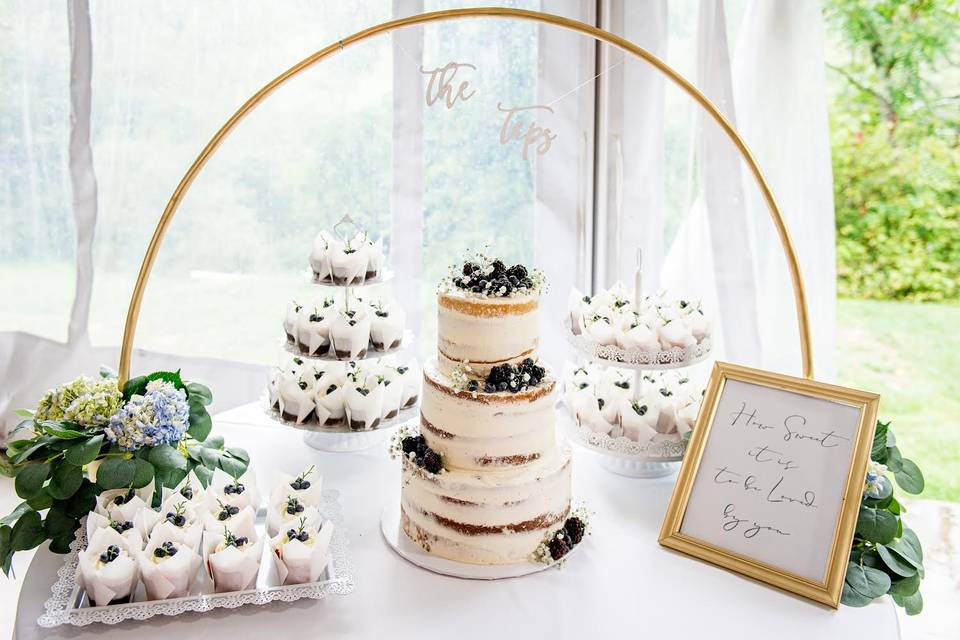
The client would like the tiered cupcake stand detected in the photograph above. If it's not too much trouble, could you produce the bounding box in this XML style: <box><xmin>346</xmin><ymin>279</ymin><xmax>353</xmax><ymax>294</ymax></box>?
<box><xmin>265</xmin><ymin>215</ymin><xmax>420</xmax><ymax>453</ymax></box>
<box><xmin>559</xmin><ymin>263</ymin><xmax>712</xmax><ymax>478</ymax></box>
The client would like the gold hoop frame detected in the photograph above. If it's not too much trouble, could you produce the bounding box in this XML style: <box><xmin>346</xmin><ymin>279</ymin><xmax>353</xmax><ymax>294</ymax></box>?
<box><xmin>116</xmin><ymin>7</ymin><xmax>813</xmax><ymax>385</ymax></box>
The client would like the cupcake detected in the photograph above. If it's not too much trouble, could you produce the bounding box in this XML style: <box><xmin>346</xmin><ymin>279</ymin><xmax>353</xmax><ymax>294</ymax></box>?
<box><xmin>201</xmin><ymin>499</ymin><xmax>257</xmax><ymax>534</ymax></box>
<box><xmin>153</xmin><ymin>497</ymin><xmax>204</xmax><ymax>553</ymax></box>
<box><xmin>364</xmin><ymin>236</ymin><xmax>385</xmax><ymax>280</ymax></box>
<box><xmin>618</xmin><ymin>319</ymin><xmax>660</xmax><ymax>352</ymax></box>
<box><xmin>377</xmin><ymin>367</ymin><xmax>404</xmax><ymax>420</ymax></box>
<box><xmin>162</xmin><ymin>470</ymin><xmax>206</xmax><ymax>512</ymax></box>
<box><xmin>657</xmin><ymin>319</ymin><xmax>696</xmax><ymax>349</ymax></box>
<box><xmin>344</xmin><ymin>375</ymin><xmax>384</xmax><ymax>430</ymax></box>
<box><xmin>619</xmin><ymin>399</ymin><xmax>659</xmax><ymax>443</ymax></box>
<box><xmin>398</xmin><ymin>360</ymin><xmax>420</xmax><ymax>408</ymax></box>
<box><xmin>270</xmin><ymin>465</ymin><xmax>323</xmax><ymax>509</ymax></box>
<box><xmin>314</xmin><ymin>380</ymin><xmax>346</xmax><ymax>426</ymax></box>
<box><xmin>95</xmin><ymin>486</ymin><xmax>152</xmax><ymax>524</ymax></box>
<box><xmin>572</xmin><ymin>394</ymin><xmax>614</xmax><ymax>435</ymax></box>
<box><xmin>329</xmin><ymin>307</ymin><xmax>372</xmax><ymax>359</ymax></box>
<box><xmin>86</xmin><ymin>511</ymin><xmax>144</xmax><ymax>551</ymax></box>
<box><xmin>77</xmin><ymin>528</ymin><xmax>140</xmax><ymax>606</ymax></box>
<box><xmin>269</xmin><ymin>518</ymin><xmax>335</xmax><ymax>585</ymax></box>
<box><xmin>369</xmin><ymin>299</ymin><xmax>405</xmax><ymax>351</ymax></box>
<box><xmin>583</xmin><ymin>312</ymin><xmax>617</xmax><ymax>345</ymax></box>
<box><xmin>309</xmin><ymin>231</ymin><xmax>334</xmax><ymax>282</ymax></box>
<box><xmin>266</xmin><ymin>495</ymin><xmax>322</xmax><ymax>538</ymax></box>
<box><xmin>204</xmin><ymin>524</ymin><xmax>264</xmax><ymax>593</ymax></box>
<box><xmin>329</xmin><ymin>238</ymin><xmax>368</xmax><ymax>286</ymax></box>
<box><xmin>283</xmin><ymin>301</ymin><xmax>302</xmax><ymax>343</ymax></box>
<box><xmin>599</xmin><ymin>368</ymin><xmax>633</xmax><ymax>403</ymax></box>
<box><xmin>207</xmin><ymin>467</ymin><xmax>261</xmax><ymax>513</ymax></box>
<box><xmin>567</xmin><ymin>289</ymin><xmax>593</xmax><ymax>334</ymax></box>
<box><xmin>277</xmin><ymin>371</ymin><xmax>317</xmax><ymax>424</ymax></box>
<box><xmin>139</xmin><ymin>533</ymin><xmax>202</xmax><ymax>600</ymax></box>
<box><xmin>296</xmin><ymin>299</ymin><xmax>337</xmax><ymax>356</ymax></box>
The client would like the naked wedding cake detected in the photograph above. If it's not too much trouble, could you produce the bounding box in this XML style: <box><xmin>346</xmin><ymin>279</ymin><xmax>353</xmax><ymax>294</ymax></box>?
<box><xmin>397</xmin><ymin>254</ymin><xmax>584</xmax><ymax>565</ymax></box>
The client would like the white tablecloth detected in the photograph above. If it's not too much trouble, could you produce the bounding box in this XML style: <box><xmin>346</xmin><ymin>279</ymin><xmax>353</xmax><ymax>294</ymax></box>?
<box><xmin>15</xmin><ymin>402</ymin><xmax>899</xmax><ymax>639</ymax></box>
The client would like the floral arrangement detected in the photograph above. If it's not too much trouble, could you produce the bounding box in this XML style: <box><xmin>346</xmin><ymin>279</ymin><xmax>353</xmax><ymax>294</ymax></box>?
<box><xmin>0</xmin><ymin>369</ymin><xmax>249</xmax><ymax>576</ymax></box>
<box><xmin>843</xmin><ymin>420</ymin><xmax>925</xmax><ymax>615</ymax></box>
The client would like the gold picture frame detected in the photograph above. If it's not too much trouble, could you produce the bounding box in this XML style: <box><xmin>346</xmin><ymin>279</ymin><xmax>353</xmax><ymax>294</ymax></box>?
<box><xmin>659</xmin><ymin>361</ymin><xmax>880</xmax><ymax>608</ymax></box>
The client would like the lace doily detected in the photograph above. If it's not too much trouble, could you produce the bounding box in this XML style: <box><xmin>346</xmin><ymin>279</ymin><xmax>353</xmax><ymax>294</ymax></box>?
<box><xmin>563</xmin><ymin>318</ymin><xmax>712</xmax><ymax>370</ymax></box>
<box><xmin>38</xmin><ymin>489</ymin><xmax>355</xmax><ymax>628</ymax></box>
<box><xmin>558</xmin><ymin>402</ymin><xmax>686</xmax><ymax>461</ymax></box>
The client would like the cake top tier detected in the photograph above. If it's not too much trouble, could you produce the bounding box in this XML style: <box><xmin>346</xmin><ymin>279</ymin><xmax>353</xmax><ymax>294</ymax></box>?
<box><xmin>439</xmin><ymin>251</ymin><xmax>546</xmax><ymax>299</ymax></box>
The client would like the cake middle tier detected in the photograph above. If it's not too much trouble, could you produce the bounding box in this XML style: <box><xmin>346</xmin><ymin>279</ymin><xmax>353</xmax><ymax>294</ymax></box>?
<box><xmin>437</xmin><ymin>291</ymin><xmax>538</xmax><ymax>375</ymax></box>
<box><xmin>400</xmin><ymin>448</ymin><xmax>572</xmax><ymax>565</ymax></box>
<box><xmin>422</xmin><ymin>358</ymin><xmax>557</xmax><ymax>472</ymax></box>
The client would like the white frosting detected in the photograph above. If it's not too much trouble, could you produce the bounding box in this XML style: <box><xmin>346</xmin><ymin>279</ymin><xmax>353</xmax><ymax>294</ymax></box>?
<box><xmin>400</xmin><ymin>450</ymin><xmax>571</xmax><ymax>565</ymax></box>
<box><xmin>421</xmin><ymin>360</ymin><xmax>556</xmax><ymax>471</ymax></box>
<box><xmin>437</xmin><ymin>292</ymin><xmax>538</xmax><ymax>373</ymax></box>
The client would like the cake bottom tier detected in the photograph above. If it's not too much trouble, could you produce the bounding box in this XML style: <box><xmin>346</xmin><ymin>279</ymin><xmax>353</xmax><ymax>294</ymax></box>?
<box><xmin>400</xmin><ymin>449</ymin><xmax>571</xmax><ymax>565</ymax></box>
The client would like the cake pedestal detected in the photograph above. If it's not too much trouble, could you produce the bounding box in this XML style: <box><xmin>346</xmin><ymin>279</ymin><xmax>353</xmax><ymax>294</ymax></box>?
<box><xmin>266</xmin><ymin>216</ymin><xmax>420</xmax><ymax>452</ymax></box>
<box><xmin>379</xmin><ymin>501</ymin><xmax>579</xmax><ymax>580</ymax></box>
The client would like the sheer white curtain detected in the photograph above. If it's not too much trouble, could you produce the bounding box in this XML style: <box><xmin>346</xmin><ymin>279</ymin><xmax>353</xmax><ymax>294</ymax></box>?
<box><xmin>600</xmin><ymin>0</ymin><xmax>836</xmax><ymax>380</ymax></box>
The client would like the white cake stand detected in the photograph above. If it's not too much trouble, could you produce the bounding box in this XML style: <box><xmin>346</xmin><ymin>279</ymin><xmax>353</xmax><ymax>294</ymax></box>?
<box><xmin>557</xmin><ymin>404</ymin><xmax>682</xmax><ymax>478</ymax></box>
<box><xmin>265</xmin><ymin>215</ymin><xmax>421</xmax><ymax>453</ymax></box>
<box><xmin>379</xmin><ymin>501</ymin><xmax>582</xmax><ymax>580</ymax></box>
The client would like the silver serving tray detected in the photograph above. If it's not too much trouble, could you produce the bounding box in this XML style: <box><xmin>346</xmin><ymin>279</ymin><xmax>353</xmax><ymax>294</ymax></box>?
<box><xmin>38</xmin><ymin>489</ymin><xmax>354</xmax><ymax>627</ymax></box>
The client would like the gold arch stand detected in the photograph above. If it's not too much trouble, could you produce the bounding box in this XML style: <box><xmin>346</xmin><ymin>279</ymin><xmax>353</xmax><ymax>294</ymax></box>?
<box><xmin>117</xmin><ymin>7</ymin><xmax>814</xmax><ymax>385</ymax></box>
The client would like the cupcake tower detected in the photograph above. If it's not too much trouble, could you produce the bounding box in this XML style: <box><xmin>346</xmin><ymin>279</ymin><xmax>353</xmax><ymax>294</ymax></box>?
<box><xmin>268</xmin><ymin>216</ymin><xmax>420</xmax><ymax>448</ymax></box>
<box><xmin>75</xmin><ymin>467</ymin><xmax>335</xmax><ymax>606</ymax></box>
<box><xmin>562</xmin><ymin>260</ymin><xmax>711</xmax><ymax>477</ymax></box>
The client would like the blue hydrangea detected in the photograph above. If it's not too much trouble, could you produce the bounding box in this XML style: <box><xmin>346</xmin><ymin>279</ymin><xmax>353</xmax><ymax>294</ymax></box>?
<box><xmin>105</xmin><ymin>380</ymin><xmax>190</xmax><ymax>451</ymax></box>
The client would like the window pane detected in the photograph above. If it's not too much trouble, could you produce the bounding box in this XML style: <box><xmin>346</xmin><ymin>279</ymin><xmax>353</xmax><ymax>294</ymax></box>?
<box><xmin>88</xmin><ymin>1</ymin><xmax>392</xmax><ymax>363</ymax></box>
<box><xmin>0</xmin><ymin>2</ymin><xmax>73</xmax><ymax>341</ymax></box>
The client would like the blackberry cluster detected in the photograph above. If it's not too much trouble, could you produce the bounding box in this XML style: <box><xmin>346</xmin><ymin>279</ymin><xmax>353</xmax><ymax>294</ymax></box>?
<box><xmin>454</xmin><ymin>259</ymin><xmax>534</xmax><ymax>297</ymax></box>
<box><xmin>401</xmin><ymin>435</ymin><xmax>444</xmax><ymax>474</ymax></box>
<box><xmin>547</xmin><ymin>516</ymin><xmax>587</xmax><ymax>561</ymax></box>
<box><xmin>483</xmin><ymin>358</ymin><xmax>546</xmax><ymax>394</ymax></box>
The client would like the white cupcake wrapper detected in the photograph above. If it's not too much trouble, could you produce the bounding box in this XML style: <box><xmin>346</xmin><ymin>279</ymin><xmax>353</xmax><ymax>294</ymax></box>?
<box><xmin>269</xmin><ymin>521</ymin><xmax>334</xmax><ymax>585</ymax></box>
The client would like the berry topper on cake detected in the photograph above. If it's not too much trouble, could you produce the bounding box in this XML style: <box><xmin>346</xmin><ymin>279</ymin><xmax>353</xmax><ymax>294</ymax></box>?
<box><xmin>439</xmin><ymin>250</ymin><xmax>547</xmax><ymax>298</ymax></box>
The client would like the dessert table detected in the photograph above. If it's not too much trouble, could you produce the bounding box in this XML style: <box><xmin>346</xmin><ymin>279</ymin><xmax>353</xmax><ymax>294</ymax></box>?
<box><xmin>14</xmin><ymin>402</ymin><xmax>900</xmax><ymax>640</ymax></box>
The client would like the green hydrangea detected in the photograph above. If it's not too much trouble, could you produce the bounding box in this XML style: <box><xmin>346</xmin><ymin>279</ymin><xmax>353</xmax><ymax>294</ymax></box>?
<box><xmin>34</xmin><ymin>375</ymin><xmax>122</xmax><ymax>427</ymax></box>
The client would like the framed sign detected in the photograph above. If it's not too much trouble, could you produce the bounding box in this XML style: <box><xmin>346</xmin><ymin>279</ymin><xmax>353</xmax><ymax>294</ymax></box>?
<box><xmin>659</xmin><ymin>361</ymin><xmax>880</xmax><ymax>607</ymax></box>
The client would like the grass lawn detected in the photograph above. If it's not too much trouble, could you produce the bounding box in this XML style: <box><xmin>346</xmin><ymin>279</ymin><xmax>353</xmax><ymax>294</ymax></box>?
<box><xmin>837</xmin><ymin>298</ymin><xmax>960</xmax><ymax>503</ymax></box>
